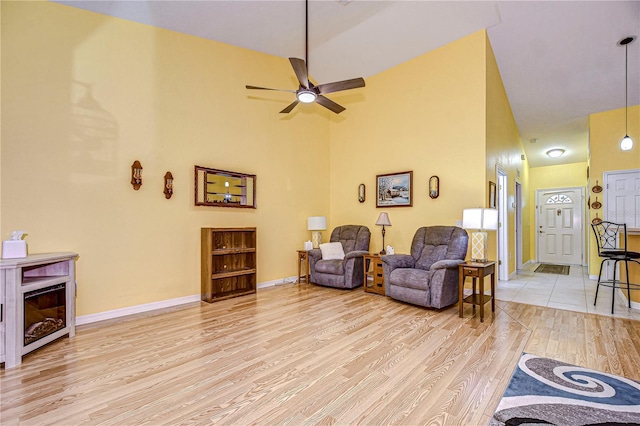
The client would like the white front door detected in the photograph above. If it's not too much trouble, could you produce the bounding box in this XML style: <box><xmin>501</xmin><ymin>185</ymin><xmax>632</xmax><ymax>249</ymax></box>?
<box><xmin>536</xmin><ymin>187</ymin><xmax>584</xmax><ymax>265</ymax></box>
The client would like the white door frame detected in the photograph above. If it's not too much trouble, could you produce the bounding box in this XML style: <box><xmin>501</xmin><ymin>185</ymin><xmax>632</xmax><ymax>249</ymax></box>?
<box><xmin>497</xmin><ymin>167</ymin><xmax>509</xmax><ymax>279</ymax></box>
<box><xmin>515</xmin><ymin>181</ymin><xmax>523</xmax><ymax>270</ymax></box>
<box><xmin>535</xmin><ymin>186</ymin><xmax>585</xmax><ymax>265</ymax></box>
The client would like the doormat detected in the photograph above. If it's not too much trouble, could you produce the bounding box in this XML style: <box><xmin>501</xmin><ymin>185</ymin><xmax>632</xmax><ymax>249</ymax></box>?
<box><xmin>489</xmin><ymin>353</ymin><xmax>640</xmax><ymax>426</ymax></box>
<box><xmin>534</xmin><ymin>263</ymin><xmax>569</xmax><ymax>275</ymax></box>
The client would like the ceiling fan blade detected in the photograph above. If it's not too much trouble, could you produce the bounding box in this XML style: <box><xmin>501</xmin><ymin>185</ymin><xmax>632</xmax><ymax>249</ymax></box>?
<box><xmin>246</xmin><ymin>85</ymin><xmax>296</xmax><ymax>93</ymax></box>
<box><xmin>280</xmin><ymin>100</ymin><xmax>300</xmax><ymax>114</ymax></box>
<box><xmin>316</xmin><ymin>78</ymin><xmax>365</xmax><ymax>95</ymax></box>
<box><xmin>289</xmin><ymin>58</ymin><xmax>309</xmax><ymax>88</ymax></box>
<box><xmin>316</xmin><ymin>95</ymin><xmax>345</xmax><ymax>114</ymax></box>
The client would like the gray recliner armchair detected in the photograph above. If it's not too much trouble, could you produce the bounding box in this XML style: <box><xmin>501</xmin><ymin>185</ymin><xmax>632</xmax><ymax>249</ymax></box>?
<box><xmin>382</xmin><ymin>226</ymin><xmax>468</xmax><ymax>309</ymax></box>
<box><xmin>309</xmin><ymin>225</ymin><xmax>371</xmax><ymax>289</ymax></box>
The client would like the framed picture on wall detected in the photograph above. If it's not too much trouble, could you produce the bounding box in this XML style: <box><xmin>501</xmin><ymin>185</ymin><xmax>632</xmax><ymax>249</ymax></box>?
<box><xmin>489</xmin><ymin>181</ymin><xmax>497</xmax><ymax>208</ymax></box>
<box><xmin>376</xmin><ymin>171</ymin><xmax>413</xmax><ymax>207</ymax></box>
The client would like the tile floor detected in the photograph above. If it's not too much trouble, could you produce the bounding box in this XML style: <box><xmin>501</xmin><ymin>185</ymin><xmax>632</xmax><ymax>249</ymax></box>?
<box><xmin>495</xmin><ymin>263</ymin><xmax>640</xmax><ymax>321</ymax></box>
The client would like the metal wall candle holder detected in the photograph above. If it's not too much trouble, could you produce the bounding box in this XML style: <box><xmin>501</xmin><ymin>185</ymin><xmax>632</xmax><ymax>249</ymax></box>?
<box><xmin>429</xmin><ymin>176</ymin><xmax>439</xmax><ymax>199</ymax></box>
<box><xmin>164</xmin><ymin>171</ymin><xmax>174</xmax><ymax>199</ymax></box>
<box><xmin>131</xmin><ymin>160</ymin><xmax>143</xmax><ymax>190</ymax></box>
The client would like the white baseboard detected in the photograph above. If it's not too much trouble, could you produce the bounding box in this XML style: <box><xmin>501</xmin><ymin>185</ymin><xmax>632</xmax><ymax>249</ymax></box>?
<box><xmin>505</xmin><ymin>260</ymin><xmax>534</xmax><ymax>280</ymax></box>
<box><xmin>588</xmin><ymin>283</ymin><xmax>640</xmax><ymax>312</ymax></box>
<box><xmin>77</xmin><ymin>277</ymin><xmax>300</xmax><ymax>325</ymax></box>
<box><xmin>617</xmin><ymin>288</ymin><xmax>640</xmax><ymax>311</ymax></box>
<box><xmin>76</xmin><ymin>294</ymin><xmax>201</xmax><ymax>325</ymax></box>
<box><xmin>257</xmin><ymin>276</ymin><xmax>298</xmax><ymax>289</ymax></box>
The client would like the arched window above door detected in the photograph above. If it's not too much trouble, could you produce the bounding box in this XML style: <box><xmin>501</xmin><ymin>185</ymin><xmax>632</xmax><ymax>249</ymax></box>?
<box><xmin>546</xmin><ymin>194</ymin><xmax>573</xmax><ymax>204</ymax></box>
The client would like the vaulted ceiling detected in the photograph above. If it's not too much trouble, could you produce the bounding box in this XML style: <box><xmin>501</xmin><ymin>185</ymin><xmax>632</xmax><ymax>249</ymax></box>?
<box><xmin>55</xmin><ymin>1</ymin><xmax>640</xmax><ymax>167</ymax></box>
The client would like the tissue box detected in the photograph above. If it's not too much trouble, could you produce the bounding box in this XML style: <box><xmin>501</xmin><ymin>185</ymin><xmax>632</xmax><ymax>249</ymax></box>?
<box><xmin>304</xmin><ymin>241</ymin><xmax>313</xmax><ymax>251</ymax></box>
<box><xmin>2</xmin><ymin>240</ymin><xmax>27</xmax><ymax>259</ymax></box>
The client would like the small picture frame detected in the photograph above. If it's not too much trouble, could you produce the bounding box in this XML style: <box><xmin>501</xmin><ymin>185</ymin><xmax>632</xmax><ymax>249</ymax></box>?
<box><xmin>489</xmin><ymin>181</ymin><xmax>497</xmax><ymax>208</ymax></box>
<box><xmin>376</xmin><ymin>171</ymin><xmax>413</xmax><ymax>208</ymax></box>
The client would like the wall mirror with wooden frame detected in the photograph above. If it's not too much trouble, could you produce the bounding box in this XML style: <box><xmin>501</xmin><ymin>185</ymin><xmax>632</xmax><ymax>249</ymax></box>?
<box><xmin>195</xmin><ymin>166</ymin><xmax>256</xmax><ymax>208</ymax></box>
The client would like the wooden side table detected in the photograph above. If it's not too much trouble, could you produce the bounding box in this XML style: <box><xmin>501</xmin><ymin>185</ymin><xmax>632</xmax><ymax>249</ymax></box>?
<box><xmin>458</xmin><ymin>261</ymin><xmax>496</xmax><ymax>322</ymax></box>
<box><xmin>363</xmin><ymin>254</ymin><xmax>385</xmax><ymax>295</ymax></box>
<box><xmin>297</xmin><ymin>250</ymin><xmax>310</xmax><ymax>284</ymax></box>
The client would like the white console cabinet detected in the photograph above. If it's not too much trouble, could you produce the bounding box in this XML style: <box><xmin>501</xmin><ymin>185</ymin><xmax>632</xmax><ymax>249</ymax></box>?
<box><xmin>0</xmin><ymin>252</ymin><xmax>78</xmax><ymax>369</ymax></box>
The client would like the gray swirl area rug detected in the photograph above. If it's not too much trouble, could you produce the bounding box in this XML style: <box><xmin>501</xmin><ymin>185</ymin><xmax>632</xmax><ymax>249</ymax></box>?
<box><xmin>490</xmin><ymin>353</ymin><xmax>640</xmax><ymax>426</ymax></box>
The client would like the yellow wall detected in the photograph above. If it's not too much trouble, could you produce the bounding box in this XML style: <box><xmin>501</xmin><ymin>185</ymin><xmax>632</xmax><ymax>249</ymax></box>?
<box><xmin>528</xmin><ymin>162</ymin><xmax>588</xmax><ymax>262</ymax></box>
<box><xmin>1</xmin><ymin>2</ymin><xmax>332</xmax><ymax>315</ymax></box>
<box><xmin>2</xmin><ymin>4</ymin><xmax>530</xmax><ymax>317</ymax></box>
<box><xmin>329</xmin><ymin>30</ymin><xmax>527</xmax><ymax>280</ymax></box>
<box><xmin>588</xmin><ymin>105</ymin><xmax>640</xmax><ymax>302</ymax></box>
<box><xmin>328</xmin><ymin>31</ymin><xmax>487</xmax><ymax>254</ymax></box>
<box><xmin>485</xmin><ymin>34</ymin><xmax>528</xmax><ymax>273</ymax></box>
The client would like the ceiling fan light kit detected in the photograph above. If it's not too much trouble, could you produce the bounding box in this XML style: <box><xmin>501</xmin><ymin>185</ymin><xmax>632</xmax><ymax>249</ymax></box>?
<box><xmin>618</xmin><ymin>36</ymin><xmax>635</xmax><ymax>151</ymax></box>
<box><xmin>245</xmin><ymin>0</ymin><xmax>365</xmax><ymax>114</ymax></box>
<box><xmin>297</xmin><ymin>90</ymin><xmax>317</xmax><ymax>103</ymax></box>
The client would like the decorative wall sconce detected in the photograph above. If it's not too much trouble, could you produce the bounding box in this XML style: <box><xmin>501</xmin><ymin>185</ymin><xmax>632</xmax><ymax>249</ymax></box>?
<box><xmin>428</xmin><ymin>176</ymin><xmax>439</xmax><ymax>199</ymax></box>
<box><xmin>358</xmin><ymin>183</ymin><xmax>366</xmax><ymax>203</ymax></box>
<box><xmin>164</xmin><ymin>171</ymin><xmax>174</xmax><ymax>199</ymax></box>
<box><xmin>131</xmin><ymin>160</ymin><xmax>143</xmax><ymax>190</ymax></box>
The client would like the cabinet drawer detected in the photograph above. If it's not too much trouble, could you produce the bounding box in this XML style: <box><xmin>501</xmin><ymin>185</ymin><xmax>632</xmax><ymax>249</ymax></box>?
<box><xmin>463</xmin><ymin>267</ymin><xmax>479</xmax><ymax>277</ymax></box>
<box><xmin>374</xmin><ymin>273</ymin><xmax>384</xmax><ymax>285</ymax></box>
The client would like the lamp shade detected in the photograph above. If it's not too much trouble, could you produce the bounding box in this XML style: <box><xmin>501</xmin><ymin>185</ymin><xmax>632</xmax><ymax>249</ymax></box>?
<box><xmin>462</xmin><ymin>208</ymin><xmax>498</xmax><ymax>231</ymax></box>
<box><xmin>307</xmin><ymin>216</ymin><xmax>327</xmax><ymax>231</ymax></box>
<box><xmin>375</xmin><ymin>212</ymin><xmax>392</xmax><ymax>226</ymax></box>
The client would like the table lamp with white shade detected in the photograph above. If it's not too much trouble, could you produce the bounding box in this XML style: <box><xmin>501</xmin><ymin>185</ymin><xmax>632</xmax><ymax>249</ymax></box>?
<box><xmin>307</xmin><ymin>216</ymin><xmax>327</xmax><ymax>248</ymax></box>
<box><xmin>462</xmin><ymin>208</ymin><xmax>498</xmax><ymax>262</ymax></box>
<box><xmin>375</xmin><ymin>212</ymin><xmax>392</xmax><ymax>254</ymax></box>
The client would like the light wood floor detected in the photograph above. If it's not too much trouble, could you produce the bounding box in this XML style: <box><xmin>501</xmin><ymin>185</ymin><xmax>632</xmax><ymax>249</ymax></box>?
<box><xmin>2</xmin><ymin>283</ymin><xmax>639</xmax><ymax>425</ymax></box>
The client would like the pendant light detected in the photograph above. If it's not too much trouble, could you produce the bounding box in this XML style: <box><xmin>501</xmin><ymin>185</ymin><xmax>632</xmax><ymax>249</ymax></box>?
<box><xmin>619</xmin><ymin>36</ymin><xmax>635</xmax><ymax>151</ymax></box>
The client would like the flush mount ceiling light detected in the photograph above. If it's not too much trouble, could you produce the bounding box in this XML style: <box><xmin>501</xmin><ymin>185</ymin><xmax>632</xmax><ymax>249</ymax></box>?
<box><xmin>546</xmin><ymin>148</ymin><xmax>565</xmax><ymax>158</ymax></box>
<box><xmin>619</xmin><ymin>36</ymin><xmax>636</xmax><ymax>151</ymax></box>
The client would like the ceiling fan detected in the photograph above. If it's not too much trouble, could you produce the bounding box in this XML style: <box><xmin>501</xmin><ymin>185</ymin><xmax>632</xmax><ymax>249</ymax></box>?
<box><xmin>245</xmin><ymin>0</ymin><xmax>365</xmax><ymax>114</ymax></box>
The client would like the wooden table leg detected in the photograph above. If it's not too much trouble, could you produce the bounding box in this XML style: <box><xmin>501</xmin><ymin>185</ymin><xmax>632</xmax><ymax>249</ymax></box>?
<box><xmin>459</xmin><ymin>272</ymin><xmax>464</xmax><ymax>318</ymax></box>
<box><xmin>305</xmin><ymin>256</ymin><xmax>310</xmax><ymax>283</ymax></box>
<box><xmin>479</xmin><ymin>275</ymin><xmax>485</xmax><ymax>322</ymax></box>
<box><xmin>472</xmin><ymin>278</ymin><xmax>477</xmax><ymax>313</ymax></box>
<box><xmin>297</xmin><ymin>254</ymin><xmax>302</xmax><ymax>283</ymax></box>
<box><xmin>491</xmin><ymin>271</ymin><xmax>495</xmax><ymax>313</ymax></box>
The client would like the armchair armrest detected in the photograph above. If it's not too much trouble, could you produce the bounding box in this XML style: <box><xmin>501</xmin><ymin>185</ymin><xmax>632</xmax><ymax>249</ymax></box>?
<box><xmin>345</xmin><ymin>250</ymin><xmax>368</xmax><ymax>260</ymax></box>
<box><xmin>430</xmin><ymin>259</ymin><xmax>465</xmax><ymax>270</ymax></box>
<box><xmin>381</xmin><ymin>254</ymin><xmax>415</xmax><ymax>270</ymax></box>
<box><xmin>308</xmin><ymin>248</ymin><xmax>322</xmax><ymax>262</ymax></box>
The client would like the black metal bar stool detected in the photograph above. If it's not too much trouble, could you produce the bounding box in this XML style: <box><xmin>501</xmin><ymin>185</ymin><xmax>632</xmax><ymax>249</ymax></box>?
<box><xmin>591</xmin><ymin>221</ymin><xmax>640</xmax><ymax>313</ymax></box>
